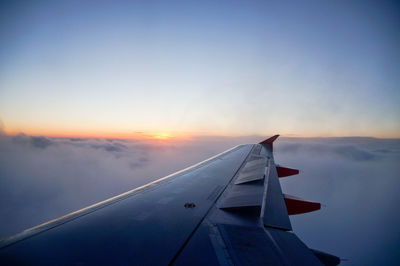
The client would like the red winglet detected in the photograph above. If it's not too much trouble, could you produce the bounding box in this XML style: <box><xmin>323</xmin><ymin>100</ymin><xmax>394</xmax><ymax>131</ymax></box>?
<box><xmin>276</xmin><ymin>166</ymin><xmax>299</xmax><ymax>178</ymax></box>
<box><xmin>259</xmin><ymin>135</ymin><xmax>279</xmax><ymax>151</ymax></box>
<box><xmin>284</xmin><ymin>194</ymin><xmax>321</xmax><ymax>215</ymax></box>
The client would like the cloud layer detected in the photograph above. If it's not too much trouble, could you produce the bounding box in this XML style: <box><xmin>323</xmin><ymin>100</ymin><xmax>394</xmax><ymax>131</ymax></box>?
<box><xmin>274</xmin><ymin>137</ymin><xmax>400</xmax><ymax>265</ymax></box>
<box><xmin>0</xmin><ymin>135</ymin><xmax>399</xmax><ymax>265</ymax></box>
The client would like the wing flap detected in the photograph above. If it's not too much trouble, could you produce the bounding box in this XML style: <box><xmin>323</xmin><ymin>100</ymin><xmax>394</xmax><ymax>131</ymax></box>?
<box><xmin>234</xmin><ymin>157</ymin><xmax>266</xmax><ymax>185</ymax></box>
<box><xmin>262</xmin><ymin>162</ymin><xmax>292</xmax><ymax>230</ymax></box>
<box><xmin>217</xmin><ymin>224</ymin><xmax>322</xmax><ymax>266</ymax></box>
<box><xmin>219</xmin><ymin>184</ymin><xmax>264</xmax><ymax>211</ymax></box>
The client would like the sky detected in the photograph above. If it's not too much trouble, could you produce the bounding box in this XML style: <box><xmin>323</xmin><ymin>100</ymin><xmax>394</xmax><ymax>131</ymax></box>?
<box><xmin>0</xmin><ymin>133</ymin><xmax>399</xmax><ymax>265</ymax></box>
<box><xmin>0</xmin><ymin>0</ymin><xmax>399</xmax><ymax>138</ymax></box>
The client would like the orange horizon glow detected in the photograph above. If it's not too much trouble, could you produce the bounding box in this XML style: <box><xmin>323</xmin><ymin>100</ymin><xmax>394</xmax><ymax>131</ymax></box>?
<box><xmin>2</xmin><ymin>127</ymin><xmax>196</xmax><ymax>141</ymax></box>
<box><xmin>2</xmin><ymin>127</ymin><xmax>400</xmax><ymax>140</ymax></box>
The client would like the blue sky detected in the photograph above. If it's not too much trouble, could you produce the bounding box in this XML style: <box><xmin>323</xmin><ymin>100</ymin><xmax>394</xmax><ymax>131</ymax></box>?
<box><xmin>0</xmin><ymin>0</ymin><xmax>399</xmax><ymax>137</ymax></box>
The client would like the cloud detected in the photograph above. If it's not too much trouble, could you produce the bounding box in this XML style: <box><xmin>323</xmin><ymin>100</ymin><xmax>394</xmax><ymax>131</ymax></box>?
<box><xmin>332</xmin><ymin>145</ymin><xmax>376</xmax><ymax>161</ymax></box>
<box><xmin>0</xmin><ymin>119</ymin><xmax>4</xmax><ymax>135</ymax></box>
<box><xmin>274</xmin><ymin>138</ymin><xmax>400</xmax><ymax>265</ymax></box>
<box><xmin>68</xmin><ymin>138</ymin><xmax>85</xmax><ymax>142</ymax></box>
<box><xmin>90</xmin><ymin>142</ymin><xmax>127</xmax><ymax>153</ymax></box>
<box><xmin>129</xmin><ymin>157</ymin><xmax>149</xmax><ymax>169</ymax></box>
<box><xmin>275</xmin><ymin>138</ymin><xmax>392</xmax><ymax>162</ymax></box>
<box><xmin>30</xmin><ymin>136</ymin><xmax>53</xmax><ymax>149</ymax></box>
<box><xmin>11</xmin><ymin>133</ymin><xmax>54</xmax><ymax>149</ymax></box>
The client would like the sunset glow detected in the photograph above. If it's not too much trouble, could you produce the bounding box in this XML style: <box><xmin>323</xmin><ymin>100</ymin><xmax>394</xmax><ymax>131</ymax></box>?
<box><xmin>2</xmin><ymin>127</ymin><xmax>193</xmax><ymax>142</ymax></box>
<box><xmin>0</xmin><ymin>1</ymin><xmax>399</xmax><ymax>140</ymax></box>
<box><xmin>152</xmin><ymin>133</ymin><xmax>172</xmax><ymax>141</ymax></box>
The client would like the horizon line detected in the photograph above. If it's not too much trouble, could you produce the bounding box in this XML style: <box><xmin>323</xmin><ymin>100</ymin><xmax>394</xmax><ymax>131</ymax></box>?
<box><xmin>2</xmin><ymin>131</ymin><xmax>400</xmax><ymax>141</ymax></box>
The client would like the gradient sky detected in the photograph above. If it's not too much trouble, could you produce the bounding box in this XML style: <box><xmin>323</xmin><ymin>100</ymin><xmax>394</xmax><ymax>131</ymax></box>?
<box><xmin>0</xmin><ymin>0</ymin><xmax>399</xmax><ymax>138</ymax></box>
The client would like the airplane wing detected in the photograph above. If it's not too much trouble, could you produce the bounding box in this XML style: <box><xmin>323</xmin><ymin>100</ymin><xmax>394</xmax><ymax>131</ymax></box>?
<box><xmin>0</xmin><ymin>135</ymin><xmax>340</xmax><ymax>265</ymax></box>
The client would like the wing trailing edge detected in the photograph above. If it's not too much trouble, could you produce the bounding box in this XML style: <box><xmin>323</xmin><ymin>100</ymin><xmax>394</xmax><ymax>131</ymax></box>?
<box><xmin>311</xmin><ymin>249</ymin><xmax>341</xmax><ymax>266</ymax></box>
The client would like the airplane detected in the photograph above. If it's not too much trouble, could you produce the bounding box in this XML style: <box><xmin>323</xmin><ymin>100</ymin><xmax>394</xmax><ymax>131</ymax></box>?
<box><xmin>0</xmin><ymin>135</ymin><xmax>340</xmax><ymax>265</ymax></box>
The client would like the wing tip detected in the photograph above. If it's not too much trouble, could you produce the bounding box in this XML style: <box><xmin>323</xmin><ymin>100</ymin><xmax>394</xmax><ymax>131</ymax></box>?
<box><xmin>259</xmin><ymin>134</ymin><xmax>280</xmax><ymax>145</ymax></box>
<box><xmin>259</xmin><ymin>135</ymin><xmax>280</xmax><ymax>150</ymax></box>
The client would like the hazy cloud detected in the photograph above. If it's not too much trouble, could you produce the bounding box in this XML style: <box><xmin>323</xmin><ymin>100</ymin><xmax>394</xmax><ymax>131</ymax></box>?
<box><xmin>11</xmin><ymin>133</ymin><xmax>54</xmax><ymax>149</ymax></box>
<box><xmin>277</xmin><ymin>142</ymin><xmax>377</xmax><ymax>161</ymax></box>
<box><xmin>90</xmin><ymin>142</ymin><xmax>127</xmax><ymax>153</ymax></box>
<box><xmin>0</xmin><ymin>119</ymin><xmax>4</xmax><ymax>135</ymax></box>
<box><xmin>129</xmin><ymin>157</ymin><xmax>150</xmax><ymax>169</ymax></box>
<box><xmin>30</xmin><ymin>136</ymin><xmax>53</xmax><ymax>149</ymax></box>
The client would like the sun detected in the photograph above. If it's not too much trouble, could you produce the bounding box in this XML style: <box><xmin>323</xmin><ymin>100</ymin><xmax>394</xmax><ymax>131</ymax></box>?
<box><xmin>152</xmin><ymin>133</ymin><xmax>172</xmax><ymax>141</ymax></box>
<box><xmin>131</xmin><ymin>131</ymin><xmax>191</xmax><ymax>141</ymax></box>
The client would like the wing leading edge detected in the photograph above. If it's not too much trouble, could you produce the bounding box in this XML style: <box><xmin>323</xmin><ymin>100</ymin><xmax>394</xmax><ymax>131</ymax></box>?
<box><xmin>0</xmin><ymin>136</ymin><xmax>340</xmax><ymax>265</ymax></box>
